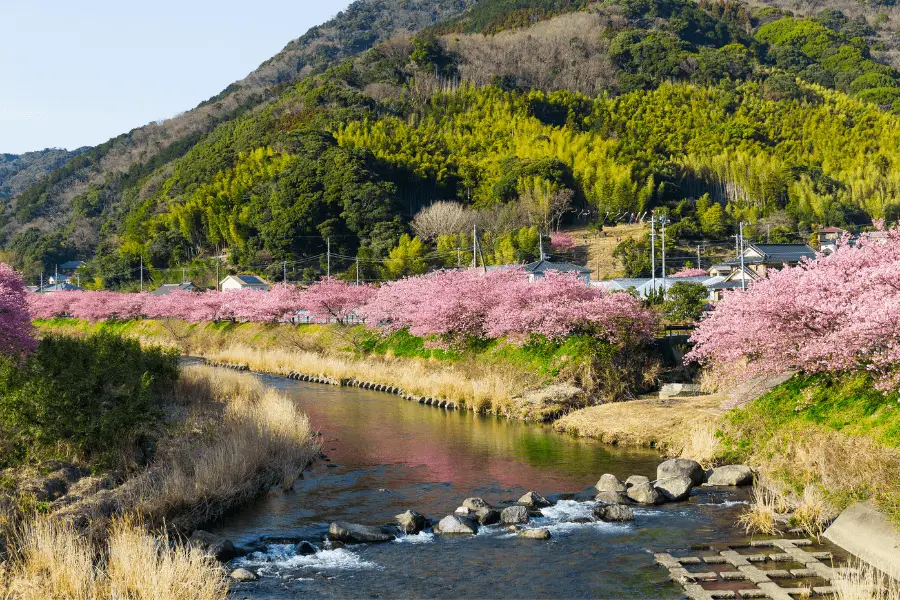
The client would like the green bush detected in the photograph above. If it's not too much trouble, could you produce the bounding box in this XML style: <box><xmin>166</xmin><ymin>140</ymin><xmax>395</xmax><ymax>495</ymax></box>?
<box><xmin>0</xmin><ymin>333</ymin><xmax>178</xmax><ymax>468</ymax></box>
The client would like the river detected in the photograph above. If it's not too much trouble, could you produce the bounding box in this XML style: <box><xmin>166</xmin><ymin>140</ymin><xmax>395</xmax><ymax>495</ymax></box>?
<box><xmin>208</xmin><ymin>371</ymin><xmax>753</xmax><ymax>599</ymax></box>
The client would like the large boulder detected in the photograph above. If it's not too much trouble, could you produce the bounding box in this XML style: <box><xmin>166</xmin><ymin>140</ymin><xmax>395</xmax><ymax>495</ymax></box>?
<box><xmin>517</xmin><ymin>491</ymin><xmax>551</xmax><ymax>508</ymax></box>
<box><xmin>435</xmin><ymin>515</ymin><xmax>479</xmax><ymax>535</ymax></box>
<box><xmin>295</xmin><ymin>541</ymin><xmax>318</xmax><ymax>555</ymax></box>
<box><xmin>595</xmin><ymin>491</ymin><xmax>629</xmax><ymax>505</ymax></box>
<box><xmin>706</xmin><ymin>465</ymin><xmax>754</xmax><ymax>487</ymax></box>
<box><xmin>595</xmin><ymin>474</ymin><xmax>626</xmax><ymax>493</ymax></box>
<box><xmin>626</xmin><ymin>482</ymin><xmax>664</xmax><ymax>505</ymax></box>
<box><xmin>624</xmin><ymin>475</ymin><xmax>650</xmax><ymax>489</ymax></box>
<box><xmin>462</xmin><ymin>497</ymin><xmax>489</xmax><ymax>510</ymax></box>
<box><xmin>396</xmin><ymin>510</ymin><xmax>426</xmax><ymax>535</ymax></box>
<box><xmin>474</xmin><ymin>507</ymin><xmax>501</xmax><ymax>526</ymax></box>
<box><xmin>654</xmin><ymin>475</ymin><xmax>694</xmax><ymax>502</ymax></box>
<box><xmin>593</xmin><ymin>503</ymin><xmax>635</xmax><ymax>522</ymax></box>
<box><xmin>518</xmin><ymin>528</ymin><xmax>551</xmax><ymax>540</ymax></box>
<box><xmin>328</xmin><ymin>522</ymin><xmax>395</xmax><ymax>544</ymax></box>
<box><xmin>657</xmin><ymin>459</ymin><xmax>705</xmax><ymax>486</ymax></box>
<box><xmin>190</xmin><ymin>531</ymin><xmax>238</xmax><ymax>561</ymax></box>
<box><xmin>500</xmin><ymin>505</ymin><xmax>530</xmax><ymax>525</ymax></box>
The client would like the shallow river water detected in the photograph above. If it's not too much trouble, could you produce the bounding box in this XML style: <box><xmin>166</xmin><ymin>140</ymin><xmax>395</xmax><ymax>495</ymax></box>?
<box><xmin>208</xmin><ymin>372</ymin><xmax>754</xmax><ymax>599</ymax></box>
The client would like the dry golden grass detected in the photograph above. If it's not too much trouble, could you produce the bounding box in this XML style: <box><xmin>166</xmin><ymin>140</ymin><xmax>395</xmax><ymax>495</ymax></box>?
<box><xmin>832</xmin><ymin>561</ymin><xmax>900</xmax><ymax>600</ymax></box>
<box><xmin>0</xmin><ymin>518</ymin><xmax>226</xmax><ymax>600</ymax></box>
<box><xmin>737</xmin><ymin>484</ymin><xmax>787</xmax><ymax>536</ymax></box>
<box><xmin>677</xmin><ymin>420</ymin><xmax>722</xmax><ymax>469</ymax></box>
<box><xmin>566</xmin><ymin>223</ymin><xmax>646</xmax><ymax>280</ymax></box>
<box><xmin>791</xmin><ymin>485</ymin><xmax>834</xmax><ymax>538</ymax></box>
<box><xmin>125</xmin><ymin>365</ymin><xmax>319</xmax><ymax>530</ymax></box>
<box><xmin>553</xmin><ymin>393</ymin><xmax>724</xmax><ymax>451</ymax></box>
<box><xmin>205</xmin><ymin>344</ymin><xmax>525</xmax><ymax>413</ymax></box>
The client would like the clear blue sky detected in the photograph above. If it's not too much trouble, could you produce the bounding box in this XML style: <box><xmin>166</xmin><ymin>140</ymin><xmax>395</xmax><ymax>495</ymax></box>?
<box><xmin>1</xmin><ymin>0</ymin><xmax>352</xmax><ymax>154</ymax></box>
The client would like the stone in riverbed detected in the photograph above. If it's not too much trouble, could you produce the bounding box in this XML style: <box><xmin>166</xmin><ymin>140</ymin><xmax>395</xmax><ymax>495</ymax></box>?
<box><xmin>593</xmin><ymin>503</ymin><xmax>635</xmax><ymax>522</ymax></box>
<box><xmin>657</xmin><ymin>458</ymin><xmax>706</xmax><ymax>486</ymax></box>
<box><xmin>626</xmin><ymin>482</ymin><xmax>664</xmax><ymax>505</ymax></box>
<box><xmin>462</xmin><ymin>497</ymin><xmax>490</xmax><ymax>510</ymax></box>
<box><xmin>295</xmin><ymin>541</ymin><xmax>318</xmax><ymax>555</ymax></box>
<box><xmin>595</xmin><ymin>474</ymin><xmax>626</xmax><ymax>493</ymax></box>
<box><xmin>190</xmin><ymin>530</ymin><xmax>238</xmax><ymax>561</ymax></box>
<box><xmin>435</xmin><ymin>515</ymin><xmax>479</xmax><ymax>535</ymax></box>
<box><xmin>474</xmin><ymin>507</ymin><xmax>501</xmax><ymax>525</ymax></box>
<box><xmin>518</xmin><ymin>528</ymin><xmax>551</xmax><ymax>540</ymax></box>
<box><xmin>595</xmin><ymin>490</ymin><xmax>629</xmax><ymax>505</ymax></box>
<box><xmin>396</xmin><ymin>510</ymin><xmax>426</xmax><ymax>535</ymax></box>
<box><xmin>706</xmin><ymin>465</ymin><xmax>754</xmax><ymax>486</ymax></box>
<box><xmin>328</xmin><ymin>522</ymin><xmax>395</xmax><ymax>544</ymax></box>
<box><xmin>517</xmin><ymin>491</ymin><xmax>551</xmax><ymax>508</ymax></box>
<box><xmin>500</xmin><ymin>505</ymin><xmax>530</xmax><ymax>525</ymax></box>
<box><xmin>654</xmin><ymin>475</ymin><xmax>694</xmax><ymax>502</ymax></box>
<box><xmin>230</xmin><ymin>568</ymin><xmax>258</xmax><ymax>582</ymax></box>
<box><xmin>624</xmin><ymin>475</ymin><xmax>650</xmax><ymax>489</ymax></box>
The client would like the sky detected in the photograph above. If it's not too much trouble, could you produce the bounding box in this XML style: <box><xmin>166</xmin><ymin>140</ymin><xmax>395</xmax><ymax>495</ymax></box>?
<box><xmin>0</xmin><ymin>0</ymin><xmax>353</xmax><ymax>154</ymax></box>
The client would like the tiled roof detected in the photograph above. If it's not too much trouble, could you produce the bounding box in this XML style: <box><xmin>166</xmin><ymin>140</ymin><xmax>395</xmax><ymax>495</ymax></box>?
<box><xmin>150</xmin><ymin>282</ymin><xmax>197</xmax><ymax>296</ymax></box>
<box><xmin>231</xmin><ymin>275</ymin><xmax>267</xmax><ymax>285</ymax></box>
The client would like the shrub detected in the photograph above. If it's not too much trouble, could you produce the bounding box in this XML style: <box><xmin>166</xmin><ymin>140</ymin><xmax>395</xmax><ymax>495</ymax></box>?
<box><xmin>0</xmin><ymin>332</ymin><xmax>178</xmax><ymax>467</ymax></box>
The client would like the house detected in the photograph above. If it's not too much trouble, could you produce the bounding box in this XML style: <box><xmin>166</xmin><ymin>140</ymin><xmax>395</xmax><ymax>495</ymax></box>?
<box><xmin>58</xmin><ymin>260</ymin><xmax>85</xmax><ymax>274</ymax></box>
<box><xmin>596</xmin><ymin>276</ymin><xmax>724</xmax><ymax>301</ymax></box>
<box><xmin>592</xmin><ymin>278</ymin><xmax>651</xmax><ymax>293</ymax></box>
<box><xmin>522</xmin><ymin>260</ymin><xmax>592</xmax><ymax>284</ymax></box>
<box><xmin>708</xmin><ymin>263</ymin><xmax>733</xmax><ymax>278</ymax></box>
<box><xmin>817</xmin><ymin>227</ymin><xmax>846</xmax><ymax>254</ymax></box>
<box><xmin>151</xmin><ymin>282</ymin><xmax>198</xmax><ymax>296</ymax></box>
<box><xmin>220</xmin><ymin>274</ymin><xmax>269</xmax><ymax>291</ymax></box>
<box><xmin>48</xmin><ymin>274</ymin><xmax>72</xmax><ymax>285</ymax></box>
<box><xmin>35</xmin><ymin>282</ymin><xmax>84</xmax><ymax>293</ymax></box>
<box><xmin>723</xmin><ymin>243</ymin><xmax>816</xmax><ymax>278</ymax></box>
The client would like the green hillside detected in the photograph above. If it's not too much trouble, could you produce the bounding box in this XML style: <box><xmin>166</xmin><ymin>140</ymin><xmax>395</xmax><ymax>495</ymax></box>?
<box><xmin>4</xmin><ymin>0</ymin><xmax>900</xmax><ymax>286</ymax></box>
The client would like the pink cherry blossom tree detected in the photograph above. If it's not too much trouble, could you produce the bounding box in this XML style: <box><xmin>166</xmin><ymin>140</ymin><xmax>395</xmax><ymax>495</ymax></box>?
<box><xmin>0</xmin><ymin>264</ymin><xmax>37</xmax><ymax>359</ymax></box>
<box><xmin>687</xmin><ymin>223</ymin><xmax>900</xmax><ymax>393</ymax></box>
<box><xmin>298</xmin><ymin>278</ymin><xmax>375</xmax><ymax>324</ymax></box>
<box><xmin>550</xmin><ymin>232</ymin><xmax>576</xmax><ymax>252</ymax></box>
<box><xmin>671</xmin><ymin>267</ymin><xmax>708</xmax><ymax>278</ymax></box>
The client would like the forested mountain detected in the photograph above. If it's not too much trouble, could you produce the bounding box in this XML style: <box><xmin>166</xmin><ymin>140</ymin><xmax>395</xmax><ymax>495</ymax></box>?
<box><xmin>0</xmin><ymin>148</ymin><xmax>87</xmax><ymax>199</ymax></box>
<box><xmin>4</xmin><ymin>0</ymin><xmax>900</xmax><ymax>287</ymax></box>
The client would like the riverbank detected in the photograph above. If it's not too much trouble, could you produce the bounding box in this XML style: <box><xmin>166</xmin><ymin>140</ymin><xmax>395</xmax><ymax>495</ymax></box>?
<box><xmin>0</xmin><ymin>360</ymin><xmax>319</xmax><ymax>598</ymax></box>
<box><xmin>35</xmin><ymin>318</ymin><xmax>655</xmax><ymax>420</ymax></box>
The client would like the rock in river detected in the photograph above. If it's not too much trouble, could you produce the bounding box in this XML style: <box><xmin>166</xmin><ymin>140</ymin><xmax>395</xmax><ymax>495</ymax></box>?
<box><xmin>462</xmin><ymin>497</ymin><xmax>490</xmax><ymax>510</ymax></box>
<box><xmin>230</xmin><ymin>568</ymin><xmax>258</xmax><ymax>582</ymax></box>
<box><xmin>189</xmin><ymin>530</ymin><xmax>238</xmax><ymax>561</ymax></box>
<box><xmin>474</xmin><ymin>507</ymin><xmax>501</xmax><ymax>525</ymax></box>
<box><xmin>706</xmin><ymin>465</ymin><xmax>754</xmax><ymax>487</ymax></box>
<box><xmin>435</xmin><ymin>515</ymin><xmax>479</xmax><ymax>535</ymax></box>
<box><xmin>595</xmin><ymin>490</ymin><xmax>629</xmax><ymax>505</ymax></box>
<box><xmin>518</xmin><ymin>528</ymin><xmax>551</xmax><ymax>540</ymax></box>
<box><xmin>593</xmin><ymin>503</ymin><xmax>635</xmax><ymax>522</ymax></box>
<box><xmin>396</xmin><ymin>510</ymin><xmax>426</xmax><ymax>535</ymax></box>
<box><xmin>329</xmin><ymin>522</ymin><xmax>395</xmax><ymax>544</ymax></box>
<box><xmin>500</xmin><ymin>505</ymin><xmax>530</xmax><ymax>525</ymax></box>
<box><xmin>296</xmin><ymin>541</ymin><xmax>318</xmax><ymax>555</ymax></box>
<box><xmin>595</xmin><ymin>474</ymin><xmax>626</xmax><ymax>493</ymax></box>
<box><xmin>626</xmin><ymin>482</ymin><xmax>664</xmax><ymax>505</ymax></box>
<box><xmin>657</xmin><ymin>458</ymin><xmax>705</xmax><ymax>486</ymax></box>
<box><xmin>517</xmin><ymin>491</ymin><xmax>551</xmax><ymax>508</ymax></box>
<box><xmin>654</xmin><ymin>475</ymin><xmax>694</xmax><ymax>502</ymax></box>
<box><xmin>624</xmin><ymin>475</ymin><xmax>650</xmax><ymax>489</ymax></box>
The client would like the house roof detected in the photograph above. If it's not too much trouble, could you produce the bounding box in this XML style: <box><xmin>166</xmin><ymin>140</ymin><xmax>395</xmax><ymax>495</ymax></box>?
<box><xmin>151</xmin><ymin>282</ymin><xmax>197</xmax><ymax>296</ymax></box>
<box><xmin>523</xmin><ymin>260</ymin><xmax>592</xmax><ymax>274</ymax></box>
<box><xmin>223</xmin><ymin>274</ymin><xmax>268</xmax><ymax>286</ymax></box>
<box><xmin>710</xmin><ymin>263</ymin><xmax>732</xmax><ymax>271</ymax></box>
<box><xmin>58</xmin><ymin>260</ymin><xmax>85</xmax><ymax>270</ymax></box>
<box><xmin>818</xmin><ymin>226</ymin><xmax>846</xmax><ymax>234</ymax></box>
<box><xmin>725</xmin><ymin>243</ymin><xmax>816</xmax><ymax>265</ymax></box>
<box><xmin>710</xmin><ymin>281</ymin><xmax>748</xmax><ymax>290</ymax></box>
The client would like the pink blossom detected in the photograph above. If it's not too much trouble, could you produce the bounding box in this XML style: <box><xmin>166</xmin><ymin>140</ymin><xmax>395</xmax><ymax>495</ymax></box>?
<box><xmin>687</xmin><ymin>224</ymin><xmax>900</xmax><ymax>392</ymax></box>
<box><xmin>0</xmin><ymin>264</ymin><xmax>37</xmax><ymax>359</ymax></box>
<box><xmin>550</xmin><ymin>232</ymin><xmax>576</xmax><ymax>252</ymax></box>
<box><xmin>298</xmin><ymin>278</ymin><xmax>375</xmax><ymax>324</ymax></box>
<box><xmin>671</xmin><ymin>268</ymin><xmax>708</xmax><ymax>278</ymax></box>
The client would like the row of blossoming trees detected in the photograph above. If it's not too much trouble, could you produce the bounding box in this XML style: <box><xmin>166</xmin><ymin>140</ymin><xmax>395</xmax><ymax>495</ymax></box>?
<box><xmin>689</xmin><ymin>224</ymin><xmax>900</xmax><ymax>393</ymax></box>
<box><xmin>23</xmin><ymin>269</ymin><xmax>657</xmax><ymax>348</ymax></box>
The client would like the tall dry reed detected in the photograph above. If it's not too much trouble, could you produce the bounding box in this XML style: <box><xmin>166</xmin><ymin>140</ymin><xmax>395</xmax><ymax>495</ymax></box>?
<box><xmin>832</xmin><ymin>561</ymin><xmax>900</xmax><ymax>600</ymax></box>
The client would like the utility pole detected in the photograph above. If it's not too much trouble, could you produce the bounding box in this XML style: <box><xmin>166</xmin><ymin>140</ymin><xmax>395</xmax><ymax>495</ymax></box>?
<box><xmin>140</xmin><ymin>256</ymin><xmax>143</xmax><ymax>292</ymax></box>
<box><xmin>739</xmin><ymin>221</ymin><xmax>747</xmax><ymax>291</ymax></box>
<box><xmin>650</xmin><ymin>213</ymin><xmax>657</xmax><ymax>295</ymax></box>
<box><xmin>767</xmin><ymin>223</ymin><xmax>771</xmax><ymax>243</ymax></box>
<box><xmin>327</xmin><ymin>237</ymin><xmax>331</xmax><ymax>278</ymax></box>
<box><xmin>539</xmin><ymin>232</ymin><xmax>545</xmax><ymax>261</ymax></box>
<box><xmin>182</xmin><ymin>267</ymin><xmax>186</xmax><ymax>285</ymax></box>
<box><xmin>457</xmin><ymin>247</ymin><xmax>461</xmax><ymax>268</ymax></box>
<box><xmin>697</xmin><ymin>245</ymin><xmax>701</xmax><ymax>269</ymax></box>
<box><xmin>216</xmin><ymin>255</ymin><xmax>220</xmax><ymax>292</ymax></box>
<box><xmin>472</xmin><ymin>224</ymin><xmax>477</xmax><ymax>270</ymax></box>
<box><xmin>660</xmin><ymin>214</ymin><xmax>668</xmax><ymax>285</ymax></box>
<box><xmin>356</xmin><ymin>257</ymin><xmax>360</xmax><ymax>285</ymax></box>
<box><xmin>40</xmin><ymin>272</ymin><xmax>43</xmax><ymax>293</ymax></box>
<box><xmin>283</xmin><ymin>261</ymin><xmax>287</xmax><ymax>284</ymax></box>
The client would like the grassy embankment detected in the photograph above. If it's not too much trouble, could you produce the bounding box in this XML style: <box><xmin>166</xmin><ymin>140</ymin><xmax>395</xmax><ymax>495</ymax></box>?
<box><xmin>0</xmin><ymin>333</ymin><xmax>318</xmax><ymax>599</ymax></box>
<box><xmin>35</xmin><ymin>317</ymin><xmax>656</xmax><ymax>421</ymax></box>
